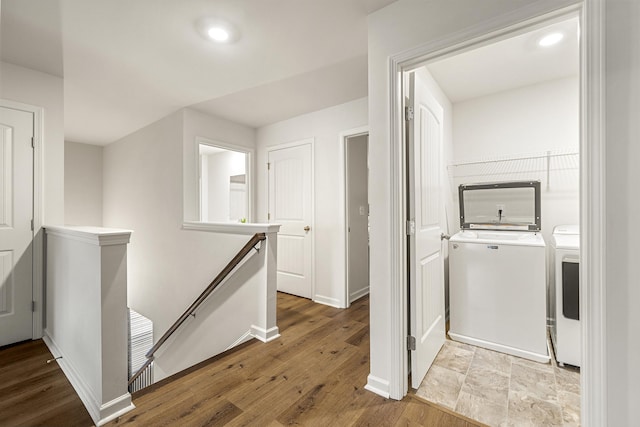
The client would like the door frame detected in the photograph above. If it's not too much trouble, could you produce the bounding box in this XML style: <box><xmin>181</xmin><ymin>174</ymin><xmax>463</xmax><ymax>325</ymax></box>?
<box><xmin>386</xmin><ymin>3</ymin><xmax>605</xmax><ymax>426</ymax></box>
<box><xmin>266</xmin><ymin>138</ymin><xmax>315</xmax><ymax>301</ymax></box>
<box><xmin>1</xmin><ymin>99</ymin><xmax>44</xmax><ymax>340</ymax></box>
<box><xmin>340</xmin><ymin>126</ymin><xmax>369</xmax><ymax>308</ymax></box>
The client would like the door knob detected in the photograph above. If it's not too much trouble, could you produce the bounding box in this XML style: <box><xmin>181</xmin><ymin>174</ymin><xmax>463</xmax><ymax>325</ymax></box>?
<box><xmin>304</xmin><ymin>226</ymin><xmax>311</xmax><ymax>232</ymax></box>
<box><xmin>441</xmin><ymin>233</ymin><xmax>450</xmax><ymax>241</ymax></box>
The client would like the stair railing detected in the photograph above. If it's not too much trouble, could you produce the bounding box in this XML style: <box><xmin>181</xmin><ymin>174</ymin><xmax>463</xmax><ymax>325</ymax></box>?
<box><xmin>128</xmin><ymin>232</ymin><xmax>267</xmax><ymax>389</ymax></box>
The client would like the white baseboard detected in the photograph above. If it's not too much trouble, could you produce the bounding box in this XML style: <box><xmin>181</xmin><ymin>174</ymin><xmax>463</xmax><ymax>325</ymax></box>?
<box><xmin>364</xmin><ymin>374</ymin><xmax>391</xmax><ymax>398</ymax></box>
<box><xmin>448</xmin><ymin>331</ymin><xmax>550</xmax><ymax>364</ymax></box>
<box><xmin>225</xmin><ymin>330</ymin><xmax>254</xmax><ymax>351</ymax></box>
<box><xmin>313</xmin><ymin>294</ymin><xmax>343</xmax><ymax>308</ymax></box>
<box><xmin>349</xmin><ymin>287</ymin><xmax>370</xmax><ymax>303</ymax></box>
<box><xmin>96</xmin><ymin>394</ymin><xmax>136</xmax><ymax>426</ymax></box>
<box><xmin>250</xmin><ymin>325</ymin><xmax>281</xmax><ymax>343</ymax></box>
<box><xmin>43</xmin><ymin>331</ymin><xmax>134</xmax><ymax>426</ymax></box>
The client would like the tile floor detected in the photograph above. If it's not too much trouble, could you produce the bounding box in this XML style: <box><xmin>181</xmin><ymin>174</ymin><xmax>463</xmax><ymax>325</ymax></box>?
<box><xmin>416</xmin><ymin>340</ymin><xmax>581</xmax><ymax>426</ymax></box>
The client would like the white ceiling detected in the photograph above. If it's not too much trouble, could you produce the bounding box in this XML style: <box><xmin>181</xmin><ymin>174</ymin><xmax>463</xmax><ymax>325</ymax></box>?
<box><xmin>426</xmin><ymin>17</ymin><xmax>579</xmax><ymax>103</ymax></box>
<box><xmin>2</xmin><ymin>2</ymin><xmax>578</xmax><ymax>146</ymax></box>
<box><xmin>0</xmin><ymin>0</ymin><xmax>64</xmax><ymax>77</ymax></box>
<box><xmin>1</xmin><ymin>0</ymin><xmax>397</xmax><ymax>145</ymax></box>
<box><xmin>191</xmin><ymin>54</ymin><xmax>369</xmax><ymax>128</ymax></box>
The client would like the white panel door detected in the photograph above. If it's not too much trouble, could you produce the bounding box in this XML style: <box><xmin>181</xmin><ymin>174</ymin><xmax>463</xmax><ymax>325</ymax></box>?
<box><xmin>0</xmin><ymin>106</ymin><xmax>34</xmax><ymax>346</ymax></box>
<box><xmin>408</xmin><ymin>70</ymin><xmax>446</xmax><ymax>389</ymax></box>
<box><xmin>268</xmin><ymin>143</ymin><xmax>312</xmax><ymax>298</ymax></box>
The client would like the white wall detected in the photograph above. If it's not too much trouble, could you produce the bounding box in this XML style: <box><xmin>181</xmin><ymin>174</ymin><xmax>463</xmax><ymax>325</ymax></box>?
<box><xmin>604</xmin><ymin>0</ymin><xmax>640</xmax><ymax>423</ymax></box>
<box><xmin>1</xmin><ymin>61</ymin><xmax>64</xmax><ymax>225</ymax></box>
<box><xmin>367</xmin><ymin>0</ymin><xmax>581</xmax><ymax>400</ymax></box>
<box><xmin>207</xmin><ymin>152</ymin><xmax>233</xmax><ymax>221</ymax></box>
<box><xmin>450</xmin><ymin>77</ymin><xmax>580</xmax><ymax>291</ymax></box>
<box><xmin>206</xmin><ymin>150</ymin><xmax>246</xmax><ymax>222</ymax></box>
<box><xmin>103</xmin><ymin>110</ymin><xmax>270</xmax><ymax>381</ymax></box>
<box><xmin>65</xmin><ymin>141</ymin><xmax>103</xmax><ymax>226</ymax></box>
<box><xmin>256</xmin><ymin>97</ymin><xmax>368</xmax><ymax>308</ymax></box>
<box><xmin>452</xmin><ymin>77</ymin><xmax>579</xmax><ymax>161</ymax></box>
<box><xmin>200</xmin><ymin>154</ymin><xmax>209</xmax><ymax>220</ymax></box>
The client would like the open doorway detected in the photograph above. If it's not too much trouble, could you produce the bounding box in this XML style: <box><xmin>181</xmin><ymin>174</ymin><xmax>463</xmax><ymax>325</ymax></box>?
<box><xmin>197</xmin><ymin>137</ymin><xmax>253</xmax><ymax>223</ymax></box>
<box><xmin>344</xmin><ymin>131</ymin><xmax>370</xmax><ymax>306</ymax></box>
<box><xmin>406</xmin><ymin>15</ymin><xmax>581</xmax><ymax>426</ymax></box>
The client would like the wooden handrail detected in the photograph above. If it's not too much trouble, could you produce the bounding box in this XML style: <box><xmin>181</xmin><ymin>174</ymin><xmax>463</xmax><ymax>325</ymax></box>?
<box><xmin>128</xmin><ymin>232</ymin><xmax>267</xmax><ymax>386</ymax></box>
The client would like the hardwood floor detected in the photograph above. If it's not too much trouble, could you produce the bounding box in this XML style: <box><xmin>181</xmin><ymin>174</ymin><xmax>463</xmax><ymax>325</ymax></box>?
<box><xmin>0</xmin><ymin>339</ymin><xmax>93</xmax><ymax>426</ymax></box>
<box><xmin>0</xmin><ymin>293</ymin><xmax>484</xmax><ymax>426</ymax></box>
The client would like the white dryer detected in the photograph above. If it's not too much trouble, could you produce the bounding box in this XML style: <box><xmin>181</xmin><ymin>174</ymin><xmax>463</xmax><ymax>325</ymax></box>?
<box><xmin>550</xmin><ymin>225</ymin><xmax>580</xmax><ymax>367</ymax></box>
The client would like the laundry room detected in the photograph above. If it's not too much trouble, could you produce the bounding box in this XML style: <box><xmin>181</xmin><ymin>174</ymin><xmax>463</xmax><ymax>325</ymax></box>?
<box><xmin>408</xmin><ymin>16</ymin><xmax>582</xmax><ymax>426</ymax></box>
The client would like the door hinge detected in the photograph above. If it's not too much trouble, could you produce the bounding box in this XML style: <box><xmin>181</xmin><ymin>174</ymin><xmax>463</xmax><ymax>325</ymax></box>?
<box><xmin>406</xmin><ymin>220</ymin><xmax>415</xmax><ymax>235</ymax></box>
<box><xmin>268</xmin><ymin>213</ymin><xmax>271</xmax><ymax>220</ymax></box>
<box><xmin>267</xmin><ymin>162</ymin><xmax>271</xmax><ymax>170</ymax></box>
<box><xmin>407</xmin><ymin>335</ymin><xmax>416</xmax><ymax>351</ymax></box>
<box><xmin>31</xmin><ymin>137</ymin><xmax>35</xmax><ymax>148</ymax></box>
<box><xmin>405</xmin><ymin>106</ymin><xmax>414</xmax><ymax>121</ymax></box>
<box><xmin>32</xmin><ymin>301</ymin><xmax>35</xmax><ymax>312</ymax></box>
<box><xmin>30</xmin><ymin>219</ymin><xmax>34</xmax><ymax>231</ymax></box>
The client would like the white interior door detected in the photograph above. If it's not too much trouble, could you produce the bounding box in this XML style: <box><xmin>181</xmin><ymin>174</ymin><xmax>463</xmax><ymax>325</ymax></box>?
<box><xmin>408</xmin><ymin>70</ymin><xmax>446</xmax><ymax>389</ymax></box>
<box><xmin>268</xmin><ymin>142</ymin><xmax>313</xmax><ymax>299</ymax></box>
<box><xmin>0</xmin><ymin>106</ymin><xmax>34</xmax><ymax>346</ymax></box>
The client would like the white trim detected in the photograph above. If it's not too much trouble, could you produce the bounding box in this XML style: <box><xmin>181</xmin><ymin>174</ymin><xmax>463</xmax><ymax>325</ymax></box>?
<box><xmin>365</xmin><ymin>374</ymin><xmax>390</xmax><ymax>399</ymax></box>
<box><xmin>349</xmin><ymin>286</ymin><xmax>370</xmax><ymax>304</ymax></box>
<box><xmin>183</xmin><ymin>221</ymin><xmax>281</xmax><ymax>235</ymax></box>
<box><xmin>396</xmin><ymin>1</ymin><xmax>582</xmax><ymax>70</ymax></box>
<box><xmin>313</xmin><ymin>294</ymin><xmax>343</xmax><ymax>308</ymax></box>
<box><xmin>43</xmin><ymin>332</ymin><xmax>135</xmax><ymax>426</ymax></box>
<box><xmin>44</xmin><ymin>226</ymin><xmax>132</xmax><ymax>246</ymax></box>
<box><xmin>250</xmin><ymin>325</ymin><xmax>281</xmax><ymax>343</ymax></box>
<box><xmin>448</xmin><ymin>332</ymin><xmax>550</xmax><ymax>363</ymax></box>
<box><xmin>266</xmin><ymin>138</ymin><xmax>315</xmax><ymax>301</ymax></box>
<box><xmin>581</xmin><ymin>0</ymin><xmax>607</xmax><ymax>425</ymax></box>
<box><xmin>340</xmin><ymin>126</ymin><xmax>369</xmax><ymax>309</ymax></box>
<box><xmin>0</xmin><ymin>99</ymin><xmax>44</xmax><ymax>339</ymax></box>
<box><xmin>96</xmin><ymin>394</ymin><xmax>136</xmax><ymax>427</ymax></box>
<box><xmin>389</xmin><ymin>51</ymin><xmax>408</xmax><ymax>401</ymax></box>
<box><xmin>266</xmin><ymin>137</ymin><xmax>314</xmax><ymax>153</ymax></box>
<box><xmin>225</xmin><ymin>330</ymin><xmax>253</xmax><ymax>350</ymax></box>
<box><xmin>195</xmin><ymin>136</ymin><xmax>255</xmax><ymax>223</ymax></box>
<box><xmin>385</xmin><ymin>0</ymin><xmax>593</xmax><ymax>409</ymax></box>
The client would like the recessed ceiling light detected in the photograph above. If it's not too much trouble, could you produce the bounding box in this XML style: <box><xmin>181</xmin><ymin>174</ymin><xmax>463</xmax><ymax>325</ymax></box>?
<box><xmin>208</xmin><ymin>27</ymin><xmax>230</xmax><ymax>42</ymax></box>
<box><xmin>195</xmin><ymin>17</ymin><xmax>240</xmax><ymax>44</ymax></box>
<box><xmin>538</xmin><ymin>32</ymin><xmax>564</xmax><ymax>47</ymax></box>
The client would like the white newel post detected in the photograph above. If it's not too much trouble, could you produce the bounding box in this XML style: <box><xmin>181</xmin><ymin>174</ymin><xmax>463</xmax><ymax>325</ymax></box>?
<box><xmin>43</xmin><ymin>226</ymin><xmax>135</xmax><ymax>426</ymax></box>
<box><xmin>251</xmin><ymin>227</ymin><xmax>281</xmax><ymax>342</ymax></box>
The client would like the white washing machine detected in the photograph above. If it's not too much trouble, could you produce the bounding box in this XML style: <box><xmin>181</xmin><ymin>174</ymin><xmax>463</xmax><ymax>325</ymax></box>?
<box><xmin>550</xmin><ymin>225</ymin><xmax>580</xmax><ymax>367</ymax></box>
<box><xmin>449</xmin><ymin>230</ymin><xmax>549</xmax><ymax>362</ymax></box>
<box><xmin>448</xmin><ymin>181</ymin><xmax>549</xmax><ymax>363</ymax></box>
